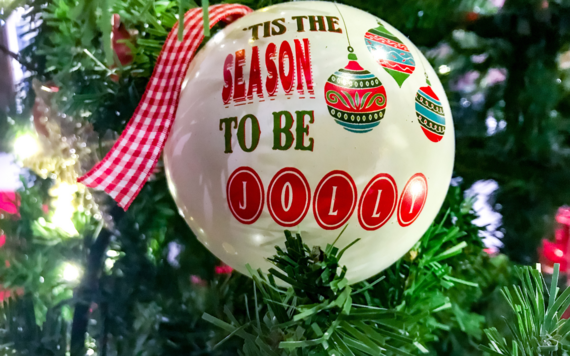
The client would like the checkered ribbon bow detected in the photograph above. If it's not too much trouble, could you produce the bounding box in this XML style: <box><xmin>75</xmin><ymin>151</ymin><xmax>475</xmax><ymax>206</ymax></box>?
<box><xmin>78</xmin><ymin>4</ymin><xmax>253</xmax><ymax>210</ymax></box>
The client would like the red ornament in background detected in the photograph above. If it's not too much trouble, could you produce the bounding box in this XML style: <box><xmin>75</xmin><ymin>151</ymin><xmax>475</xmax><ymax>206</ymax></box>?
<box><xmin>0</xmin><ymin>192</ymin><xmax>19</xmax><ymax>216</ymax></box>
<box><xmin>109</xmin><ymin>14</ymin><xmax>135</xmax><ymax>82</ymax></box>
<box><xmin>215</xmin><ymin>263</ymin><xmax>233</xmax><ymax>275</ymax></box>
<box><xmin>465</xmin><ymin>12</ymin><xmax>480</xmax><ymax>23</ymax></box>
<box><xmin>539</xmin><ymin>206</ymin><xmax>570</xmax><ymax>318</ymax></box>
<box><xmin>189</xmin><ymin>263</ymin><xmax>233</xmax><ymax>286</ymax></box>
<box><xmin>0</xmin><ymin>191</ymin><xmax>20</xmax><ymax>302</ymax></box>
<box><xmin>0</xmin><ymin>192</ymin><xmax>13</xmax><ymax>251</ymax></box>
<box><xmin>539</xmin><ymin>240</ymin><xmax>567</xmax><ymax>272</ymax></box>
<box><xmin>556</xmin><ymin>206</ymin><xmax>570</xmax><ymax>226</ymax></box>
<box><xmin>190</xmin><ymin>275</ymin><xmax>207</xmax><ymax>286</ymax></box>
<box><xmin>112</xmin><ymin>14</ymin><xmax>134</xmax><ymax>66</ymax></box>
<box><xmin>0</xmin><ymin>289</ymin><xmax>24</xmax><ymax>302</ymax></box>
<box><xmin>539</xmin><ymin>206</ymin><xmax>570</xmax><ymax>274</ymax></box>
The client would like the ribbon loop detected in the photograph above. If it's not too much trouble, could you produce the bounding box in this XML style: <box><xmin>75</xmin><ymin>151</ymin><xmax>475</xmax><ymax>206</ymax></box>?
<box><xmin>78</xmin><ymin>4</ymin><xmax>253</xmax><ymax>210</ymax></box>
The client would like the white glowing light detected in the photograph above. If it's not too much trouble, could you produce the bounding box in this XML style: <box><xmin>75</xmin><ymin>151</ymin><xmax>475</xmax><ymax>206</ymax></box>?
<box><xmin>105</xmin><ymin>258</ymin><xmax>116</xmax><ymax>270</ymax></box>
<box><xmin>213</xmin><ymin>31</ymin><xmax>226</xmax><ymax>44</ymax></box>
<box><xmin>106</xmin><ymin>250</ymin><xmax>120</xmax><ymax>258</ymax></box>
<box><xmin>181</xmin><ymin>78</ymin><xmax>189</xmax><ymax>91</ymax></box>
<box><xmin>62</xmin><ymin>263</ymin><xmax>82</xmax><ymax>282</ymax></box>
<box><xmin>410</xmin><ymin>179</ymin><xmax>424</xmax><ymax>196</ymax></box>
<box><xmin>50</xmin><ymin>183</ymin><xmax>79</xmax><ymax>235</ymax></box>
<box><xmin>105</xmin><ymin>250</ymin><xmax>119</xmax><ymax>270</ymax></box>
<box><xmin>373</xmin><ymin>47</ymin><xmax>388</xmax><ymax>60</ymax></box>
<box><xmin>40</xmin><ymin>85</ymin><xmax>57</xmax><ymax>93</ymax></box>
<box><xmin>438</xmin><ymin>65</ymin><xmax>451</xmax><ymax>74</ymax></box>
<box><xmin>14</xmin><ymin>134</ymin><xmax>39</xmax><ymax>160</ymax></box>
<box><xmin>253</xmin><ymin>234</ymin><xmax>264</xmax><ymax>244</ymax></box>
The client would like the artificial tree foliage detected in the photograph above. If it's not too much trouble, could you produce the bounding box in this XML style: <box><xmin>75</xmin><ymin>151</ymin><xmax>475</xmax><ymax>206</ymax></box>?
<box><xmin>483</xmin><ymin>264</ymin><xmax>570</xmax><ymax>356</ymax></box>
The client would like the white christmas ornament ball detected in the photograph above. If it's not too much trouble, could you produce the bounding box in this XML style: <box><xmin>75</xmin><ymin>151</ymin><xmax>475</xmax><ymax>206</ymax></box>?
<box><xmin>164</xmin><ymin>1</ymin><xmax>455</xmax><ymax>283</ymax></box>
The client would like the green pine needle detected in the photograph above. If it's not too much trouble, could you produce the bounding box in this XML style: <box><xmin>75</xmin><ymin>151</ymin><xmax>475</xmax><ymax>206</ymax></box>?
<box><xmin>177</xmin><ymin>0</ymin><xmax>185</xmax><ymax>41</ymax></box>
<box><xmin>203</xmin><ymin>231</ymin><xmax>415</xmax><ymax>355</ymax></box>
<box><xmin>201</xmin><ymin>0</ymin><xmax>210</xmax><ymax>37</ymax></box>
<box><xmin>483</xmin><ymin>264</ymin><xmax>570</xmax><ymax>355</ymax></box>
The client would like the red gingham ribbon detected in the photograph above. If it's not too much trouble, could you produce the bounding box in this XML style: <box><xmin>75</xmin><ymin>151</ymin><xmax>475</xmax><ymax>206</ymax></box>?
<box><xmin>78</xmin><ymin>4</ymin><xmax>253</xmax><ymax>210</ymax></box>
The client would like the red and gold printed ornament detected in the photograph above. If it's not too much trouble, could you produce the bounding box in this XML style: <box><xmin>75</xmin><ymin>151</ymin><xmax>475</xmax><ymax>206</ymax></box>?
<box><xmin>324</xmin><ymin>48</ymin><xmax>387</xmax><ymax>133</ymax></box>
<box><xmin>112</xmin><ymin>14</ymin><xmax>134</xmax><ymax>66</ymax></box>
<box><xmin>79</xmin><ymin>2</ymin><xmax>455</xmax><ymax>283</ymax></box>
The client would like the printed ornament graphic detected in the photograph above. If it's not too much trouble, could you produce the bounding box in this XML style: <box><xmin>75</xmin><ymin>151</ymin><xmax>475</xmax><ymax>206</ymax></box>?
<box><xmin>415</xmin><ymin>83</ymin><xmax>446</xmax><ymax>142</ymax></box>
<box><xmin>364</xmin><ymin>22</ymin><xmax>416</xmax><ymax>87</ymax></box>
<box><xmin>324</xmin><ymin>50</ymin><xmax>387</xmax><ymax>133</ymax></box>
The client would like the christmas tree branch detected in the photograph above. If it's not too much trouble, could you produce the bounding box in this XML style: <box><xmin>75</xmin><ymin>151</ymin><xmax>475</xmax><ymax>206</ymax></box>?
<box><xmin>70</xmin><ymin>228</ymin><xmax>111</xmax><ymax>355</ymax></box>
<box><xmin>70</xmin><ymin>205</ymin><xmax>124</xmax><ymax>356</ymax></box>
<box><xmin>482</xmin><ymin>264</ymin><xmax>570</xmax><ymax>355</ymax></box>
<box><xmin>203</xmin><ymin>230</ymin><xmax>418</xmax><ymax>355</ymax></box>
<box><xmin>0</xmin><ymin>43</ymin><xmax>31</xmax><ymax>70</ymax></box>
<box><xmin>0</xmin><ymin>43</ymin><xmax>18</xmax><ymax>60</ymax></box>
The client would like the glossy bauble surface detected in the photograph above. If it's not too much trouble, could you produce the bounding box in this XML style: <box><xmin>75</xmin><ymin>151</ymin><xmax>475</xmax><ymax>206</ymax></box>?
<box><xmin>164</xmin><ymin>1</ymin><xmax>455</xmax><ymax>283</ymax></box>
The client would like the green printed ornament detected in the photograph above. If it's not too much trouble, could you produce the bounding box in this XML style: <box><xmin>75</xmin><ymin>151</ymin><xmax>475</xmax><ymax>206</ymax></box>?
<box><xmin>364</xmin><ymin>22</ymin><xmax>416</xmax><ymax>87</ymax></box>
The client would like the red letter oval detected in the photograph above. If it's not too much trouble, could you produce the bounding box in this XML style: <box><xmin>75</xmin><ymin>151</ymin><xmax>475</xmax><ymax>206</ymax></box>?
<box><xmin>227</xmin><ymin>167</ymin><xmax>264</xmax><ymax>224</ymax></box>
<box><xmin>397</xmin><ymin>173</ymin><xmax>428</xmax><ymax>227</ymax></box>
<box><xmin>358</xmin><ymin>173</ymin><xmax>397</xmax><ymax>231</ymax></box>
<box><xmin>267</xmin><ymin>167</ymin><xmax>310</xmax><ymax>227</ymax></box>
<box><xmin>313</xmin><ymin>170</ymin><xmax>357</xmax><ymax>230</ymax></box>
